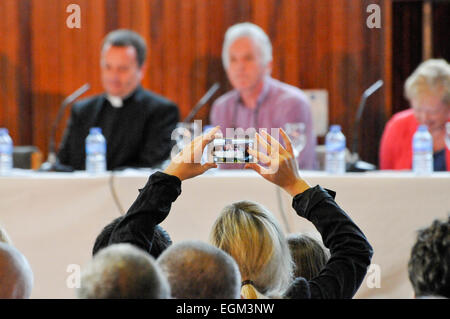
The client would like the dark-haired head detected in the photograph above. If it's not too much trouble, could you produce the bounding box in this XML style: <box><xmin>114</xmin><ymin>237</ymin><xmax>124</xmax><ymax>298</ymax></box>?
<box><xmin>102</xmin><ymin>29</ymin><xmax>147</xmax><ymax>67</ymax></box>
<box><xmin>408</xmin><ymin>215</ymin><xmax>450</xmax><ymax>298</ymax></box>
<box><xmin>93</xmin><ymin>217</ymin><xmax>172</xmax><ymax>259</ymax></box>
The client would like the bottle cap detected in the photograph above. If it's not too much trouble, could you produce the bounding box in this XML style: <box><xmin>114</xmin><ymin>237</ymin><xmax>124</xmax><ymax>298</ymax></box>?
<box><xmin>330</xmin><ymin>125</ymin><xmax>341</xmax><ymax>132</ymax></box>
<box><xmin>418</xmin><ymin>125</ymin><xmax>428</xmax><ymax>132</ymax></box>
<box><xmin>90</xmin><ymin>127</ymin><xmax>102</xmax><ymax>134</ymax></box>
<box><xmin>0</xmin><ymin>128</ymin><xmax>9</xmax><ymax>135</ymax></box>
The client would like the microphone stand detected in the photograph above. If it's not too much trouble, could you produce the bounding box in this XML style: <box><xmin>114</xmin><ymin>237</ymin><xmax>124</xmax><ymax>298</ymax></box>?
<box><xmin>346</xmin><ymin>80</ymin><xmax>383</xmax><ymax>172</ymax></box>
<box><xmin>183</xmin><ymin>83</ymin><xmax>220</xmax><ymax>123</ymax></box>
<box><xmin>39</xmin><ymin>83</ymin><xmax>90</xmax><ymax>172</ymax></box>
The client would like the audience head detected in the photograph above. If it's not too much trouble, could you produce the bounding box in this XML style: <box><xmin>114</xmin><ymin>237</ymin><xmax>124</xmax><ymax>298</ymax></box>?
<box><xmin>157</xmin><ymin>240</ymin><xmax>241</xmax><ymax>299</ymax></box>
<box><xmin>78</xmin><ymin>243</ymin><xmax>170</xmax><ymax>299</ymax></box>
<box><xmin>0</xmin><ymin>243</ymin><xmax>34</xmax><ymax>298</ymax></box>
<box><xmin>210</xmin><ymin>200</ymin><xmax>293</xmax><ymax>299</ymax></box>
<box><xmin>221</xmin><ymin>22</ymin><xmax>272</xmax><ymax>94</ymax></box>
<box><xmin>408</xmin><ymin>215</ymin><xmax>450</xmax><ymax>298</ymax></box>
<box><xmin>404</xmin><ymin>59</ymin><xmax>450</xmax><ymax>131</ymax></box>
<box><xmin>287</xmin><ymin>233</ymin><xmax>330</xmax><ymax>280</ymax></box>
<box><xmin>101</xmin><ymin>29</ymin><xmax>147</xmax><ymax>98</ymax></box>
<box><xmin>93</xmin><ymin>217</ymin><xmax>172</xmax><ymax>259</ymax></box>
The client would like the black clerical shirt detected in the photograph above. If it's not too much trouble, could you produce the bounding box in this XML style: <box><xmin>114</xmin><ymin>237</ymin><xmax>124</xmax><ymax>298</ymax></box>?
<box><xmin>58</xmin><ymin>86</ymin><xmax>179</xmax><ymax>170</ymax></box>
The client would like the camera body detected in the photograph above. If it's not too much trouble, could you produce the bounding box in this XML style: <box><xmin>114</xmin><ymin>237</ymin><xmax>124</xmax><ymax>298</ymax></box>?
<box><xmin>210</xmin><ymin>138</ymin><xmax>256</xmax><ymax>164</ymax></box>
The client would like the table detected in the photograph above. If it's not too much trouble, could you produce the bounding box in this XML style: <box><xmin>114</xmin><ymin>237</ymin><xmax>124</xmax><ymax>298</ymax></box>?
<box><xmin>1</xmin><ymin>169</ymin><xmax>449</xmax><ymax>298</ymax></box>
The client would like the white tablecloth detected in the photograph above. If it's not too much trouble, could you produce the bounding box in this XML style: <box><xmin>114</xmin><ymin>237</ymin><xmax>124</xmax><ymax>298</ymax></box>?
<box><xmin>1</xmin><ymin>169</ymin><xmax>449</xmax><ymax>299</ymax></box>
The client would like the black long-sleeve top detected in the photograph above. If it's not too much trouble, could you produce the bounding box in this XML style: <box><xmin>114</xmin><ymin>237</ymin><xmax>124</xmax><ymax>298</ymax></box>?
<box><xmin>285</xmin><ymin>185</ymin><xmax>373</xmax><ymax>299</ymax></box>
<box><xmin>102</xmin><ymin>172</ymin><xmax>373</xmax><ymax>299</ymax></box>
<box><xmin>106</xmin><ymin>172</ymin><xmax>181</xmax><ymax>251</ymax></box>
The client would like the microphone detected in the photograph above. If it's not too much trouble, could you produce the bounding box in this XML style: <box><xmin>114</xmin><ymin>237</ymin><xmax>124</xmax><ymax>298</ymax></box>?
<box><xmin>39</xmin><ymin>83</ymin><xmax>90</xmax><ymax>172</ymax></box>
<box><xmin>347</xmin><ymin>80</ymin><xmax>383</xmax><ymax>172</ymax></box>
<box><xmin>183</xmin><ymin>83</ymin><xmax>220</xmax><ymax>123</ymax></box>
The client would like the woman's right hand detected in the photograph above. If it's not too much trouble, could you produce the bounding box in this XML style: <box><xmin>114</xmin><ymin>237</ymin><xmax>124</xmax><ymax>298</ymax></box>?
<box><xmin>164</xmin><ymin>126</ymin><xmax>219</xmax><ymax>181</ymax></box>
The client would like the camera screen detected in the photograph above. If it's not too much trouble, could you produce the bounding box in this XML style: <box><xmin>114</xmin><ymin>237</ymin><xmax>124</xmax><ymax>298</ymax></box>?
<box><xmin>212</xmin><ymin>139</ymin><xmax>255</xmax><ymax>163</ymax></box>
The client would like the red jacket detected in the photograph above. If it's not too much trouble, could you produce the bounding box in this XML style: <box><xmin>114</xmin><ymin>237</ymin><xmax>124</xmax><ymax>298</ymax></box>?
<box><xmin>379</xmin><ymin>109</ymin><xmax>450</xmax><ymax>171</ymax></box>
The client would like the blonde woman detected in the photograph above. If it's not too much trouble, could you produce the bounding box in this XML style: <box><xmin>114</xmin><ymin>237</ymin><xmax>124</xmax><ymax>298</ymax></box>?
<box><xmin>210</xmin><ymin>200</ymin><xmax>293</xmax><ymax>298</ymax></box>
<box><xmin>210</xmin><ymin>129</ymin><xmax>373</xmax><ymax>299</ymax></box>
<box><xmin>102</xmin><ymin>126</ymin><xmax>372</xmax><ymax>299</ymax></box>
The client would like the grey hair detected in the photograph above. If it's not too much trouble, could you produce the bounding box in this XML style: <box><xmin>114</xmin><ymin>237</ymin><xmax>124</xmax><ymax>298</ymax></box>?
<box><xmin>102</xmin><ymin>29</ymin><xmax>147</xmax><ymax>67</ymax></box>
<box><xmin>157</xmin><ymin>240</ymin><xmax>241</xmax><ymax>299</ymax></box>
<box><xmin>222</xmin><ymin>22</ymin><xmax>273</xmax><ymax>70</ymax></box>
<box><xmin>404</xmin><ymin>59</ymin><xmax>450</xmax><ymax>104</ymax></box>
<box><xmin>210</xmin><ymin>200</ymin><xmax>294</xmax><ymax>298</ymax></box>
<box><xmin>78</xmin><ymin>243</ymin><xmax>170</xmax><ymax>299</ymax></box>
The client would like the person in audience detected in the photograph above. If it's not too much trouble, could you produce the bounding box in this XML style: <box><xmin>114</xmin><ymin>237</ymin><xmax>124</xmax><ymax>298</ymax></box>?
<box><xmin>380</xmin><ymin>59</ymin><xmax>450</xmax><ymax>171</ymax></box>
<box><xmin>157</xmin><ymin>240</ymin><xmax>241</xmax><ymax>299</ymax></box>
<box><xmin>408</xmin><ymin>215</ymin><xmax>449</xmax><ymax>299</ymax></box>
<box><xmin>0</xmin><ymin>243</ymin><xmax>34</xmax><ymax>299</ymax></box>
<box><xmin>210</xmin><ymin>22</ymin><xmax>316</xmax><ymax>169</ymax></box>
<box><xmin>286</xmin><ymin>233</ymin><xmax>330</xmax><ymax>280</ymax></box>
<box><xmin>58</xmin><ymin>29</ymin><xmax>179</xmax><ymax>170</ymax></box>
<box><xmin>93</xmin><ymin>217</ymin><xmax>171</xmax><ymax>258</ymax></box>
<box><xmin>99</xmin><ymin>127</ymin><xmax>220</xmax><ymax>254</ymax></box>
<box><xmin>211</xmin><ymin>129</ymin><xmax>373</xmax><ymax>298</ymax></box>
<box><xmin>210</xmin><ymin>200</ymin><xmax>293</xmax><ymax>298</ymax></box>
<box><xmin>77</xmin><ymin>243</ymin><xmax>170</xmax><ymax>299</ymax></box>
<box><xmin>100</xmin><ymin>125</ymin><xmax>372</xmax><ymax>299</ymax></box>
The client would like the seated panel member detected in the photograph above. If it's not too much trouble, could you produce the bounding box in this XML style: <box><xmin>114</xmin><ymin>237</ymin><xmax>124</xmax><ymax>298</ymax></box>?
<box><xmin>210</xmin><ymin>22</ymin><xmax>317</xmax><ymax>170</ymax></box>
<box><xmin>58</xmin><ymin>29</ymin><xmax>179</xmax><ymax>170</ymax></box>
<box><xmin>380</xmin><ymin>59</ymin><xmax>450</xmax><ymax>171</ymax></box>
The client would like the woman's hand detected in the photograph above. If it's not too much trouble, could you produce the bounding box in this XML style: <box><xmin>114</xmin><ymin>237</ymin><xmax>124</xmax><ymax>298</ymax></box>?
<box><xmin>164</xmin><ymin>126</ymin><xmax>220</xmax><ymax>181</ymax></box>
<box><xmin>245</xmin><ymin>128</ymin><xmax>311</xmax><ymax>196</ymax></box>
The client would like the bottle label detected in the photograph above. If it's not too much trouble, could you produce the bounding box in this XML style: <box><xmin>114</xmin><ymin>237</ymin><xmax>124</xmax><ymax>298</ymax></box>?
<box><xmin>326</xmin><ymin>142</ymin><xmax>345</xmax><ymax>152</ymax></box>
<box><xmin>413</xmin><ymin>141</ymin><xmax>432</xmax><ymax>152</ymax></box>
<box><xmin>0</xmin><ymin>144</ymin><xmax>13</xmax><ymax>154</ymax></box>
<box><xmin>86</xmin><ymin>143</ymin><xmax>106</xmax><ymax>155</ymax></box>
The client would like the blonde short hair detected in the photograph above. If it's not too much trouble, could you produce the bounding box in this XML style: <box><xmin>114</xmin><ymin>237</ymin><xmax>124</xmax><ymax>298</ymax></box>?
<box><xmin>404</xmin><ymin>59</ymin><xmax>450</xmax><ymax>104</ymax></box>
<box><xmin>209</xmin><ymin>201</ymin><xmax>293</xmax><ymax>299</ymax></box>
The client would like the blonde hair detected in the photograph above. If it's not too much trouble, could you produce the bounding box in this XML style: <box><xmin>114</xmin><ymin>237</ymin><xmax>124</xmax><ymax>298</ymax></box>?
<box><xmin>209</xmin><ymin>200</ymin><xmax>293</xmax><ymax>299</ymax></box>
<box><xmin>404</xmin><ymin>59</ymin><xmax>450</xmax><ymax>104</ymax></box>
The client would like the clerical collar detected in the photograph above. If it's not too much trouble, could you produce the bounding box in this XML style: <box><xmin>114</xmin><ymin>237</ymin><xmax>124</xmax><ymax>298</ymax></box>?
<box><xmin>105</xmin><ymin>87</ymin><xmax>140</xmax><ymax>108</ymax></box>
<box><xmin>106</xmin><ymin>95</ymin><xmax>123</xmax><ymax>108</ymax></box>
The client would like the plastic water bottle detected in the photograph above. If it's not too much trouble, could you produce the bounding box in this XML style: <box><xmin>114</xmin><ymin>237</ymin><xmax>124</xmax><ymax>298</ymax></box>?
<box><xmin>0</xmin><ymin>128</ymin><xmax>13</xmax><ymax>176</ymax></box>
<box><xmin>85</xmin><ymin>127</ymin><xmax>107</xmax><ymax>174</ymax></box>
<box><xmin>412</xmin><ymin>125</ymin><xmax>433</xmax><ymax>174</ymax></box>
<box><xmin>325</xmin><ymin>125</ymin><xmax>346</xmax><ymax>174</ymax></box>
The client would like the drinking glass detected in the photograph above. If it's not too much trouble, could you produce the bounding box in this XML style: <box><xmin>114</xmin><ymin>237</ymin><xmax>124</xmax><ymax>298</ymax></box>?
<box><xmin>284</xmin><ymin>122</ymin><xmax>307</xmax><ymax>159</ymax></box>
<box><xmin>174</xmin><ymin>122</ymin><xmax>200</xmax><ymax>152</ymax></box>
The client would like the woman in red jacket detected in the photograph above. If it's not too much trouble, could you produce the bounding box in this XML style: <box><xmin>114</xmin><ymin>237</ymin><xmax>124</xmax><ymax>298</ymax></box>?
<box><xmin>380</xmin><ymin>59</ymin><xmax>450</xmax><ymax>171</ymax></box>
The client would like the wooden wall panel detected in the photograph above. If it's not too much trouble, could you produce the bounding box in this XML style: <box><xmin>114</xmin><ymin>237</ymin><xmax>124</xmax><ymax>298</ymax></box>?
<box><xmin>0</xmin><ymin>0</ymin><xmax>394</xmax><ymax>165</ymax></box>
<box><xmin>0</xmin><ymin>0</ymin><xmax>32</xmax><ymax>144</ymax></box>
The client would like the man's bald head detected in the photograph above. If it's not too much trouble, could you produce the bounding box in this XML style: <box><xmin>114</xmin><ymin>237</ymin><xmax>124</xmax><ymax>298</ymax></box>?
<box><xmin>0</xmin><ymin>243</ymin><xmax>34</xmax><ymax>298</ymax></box>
